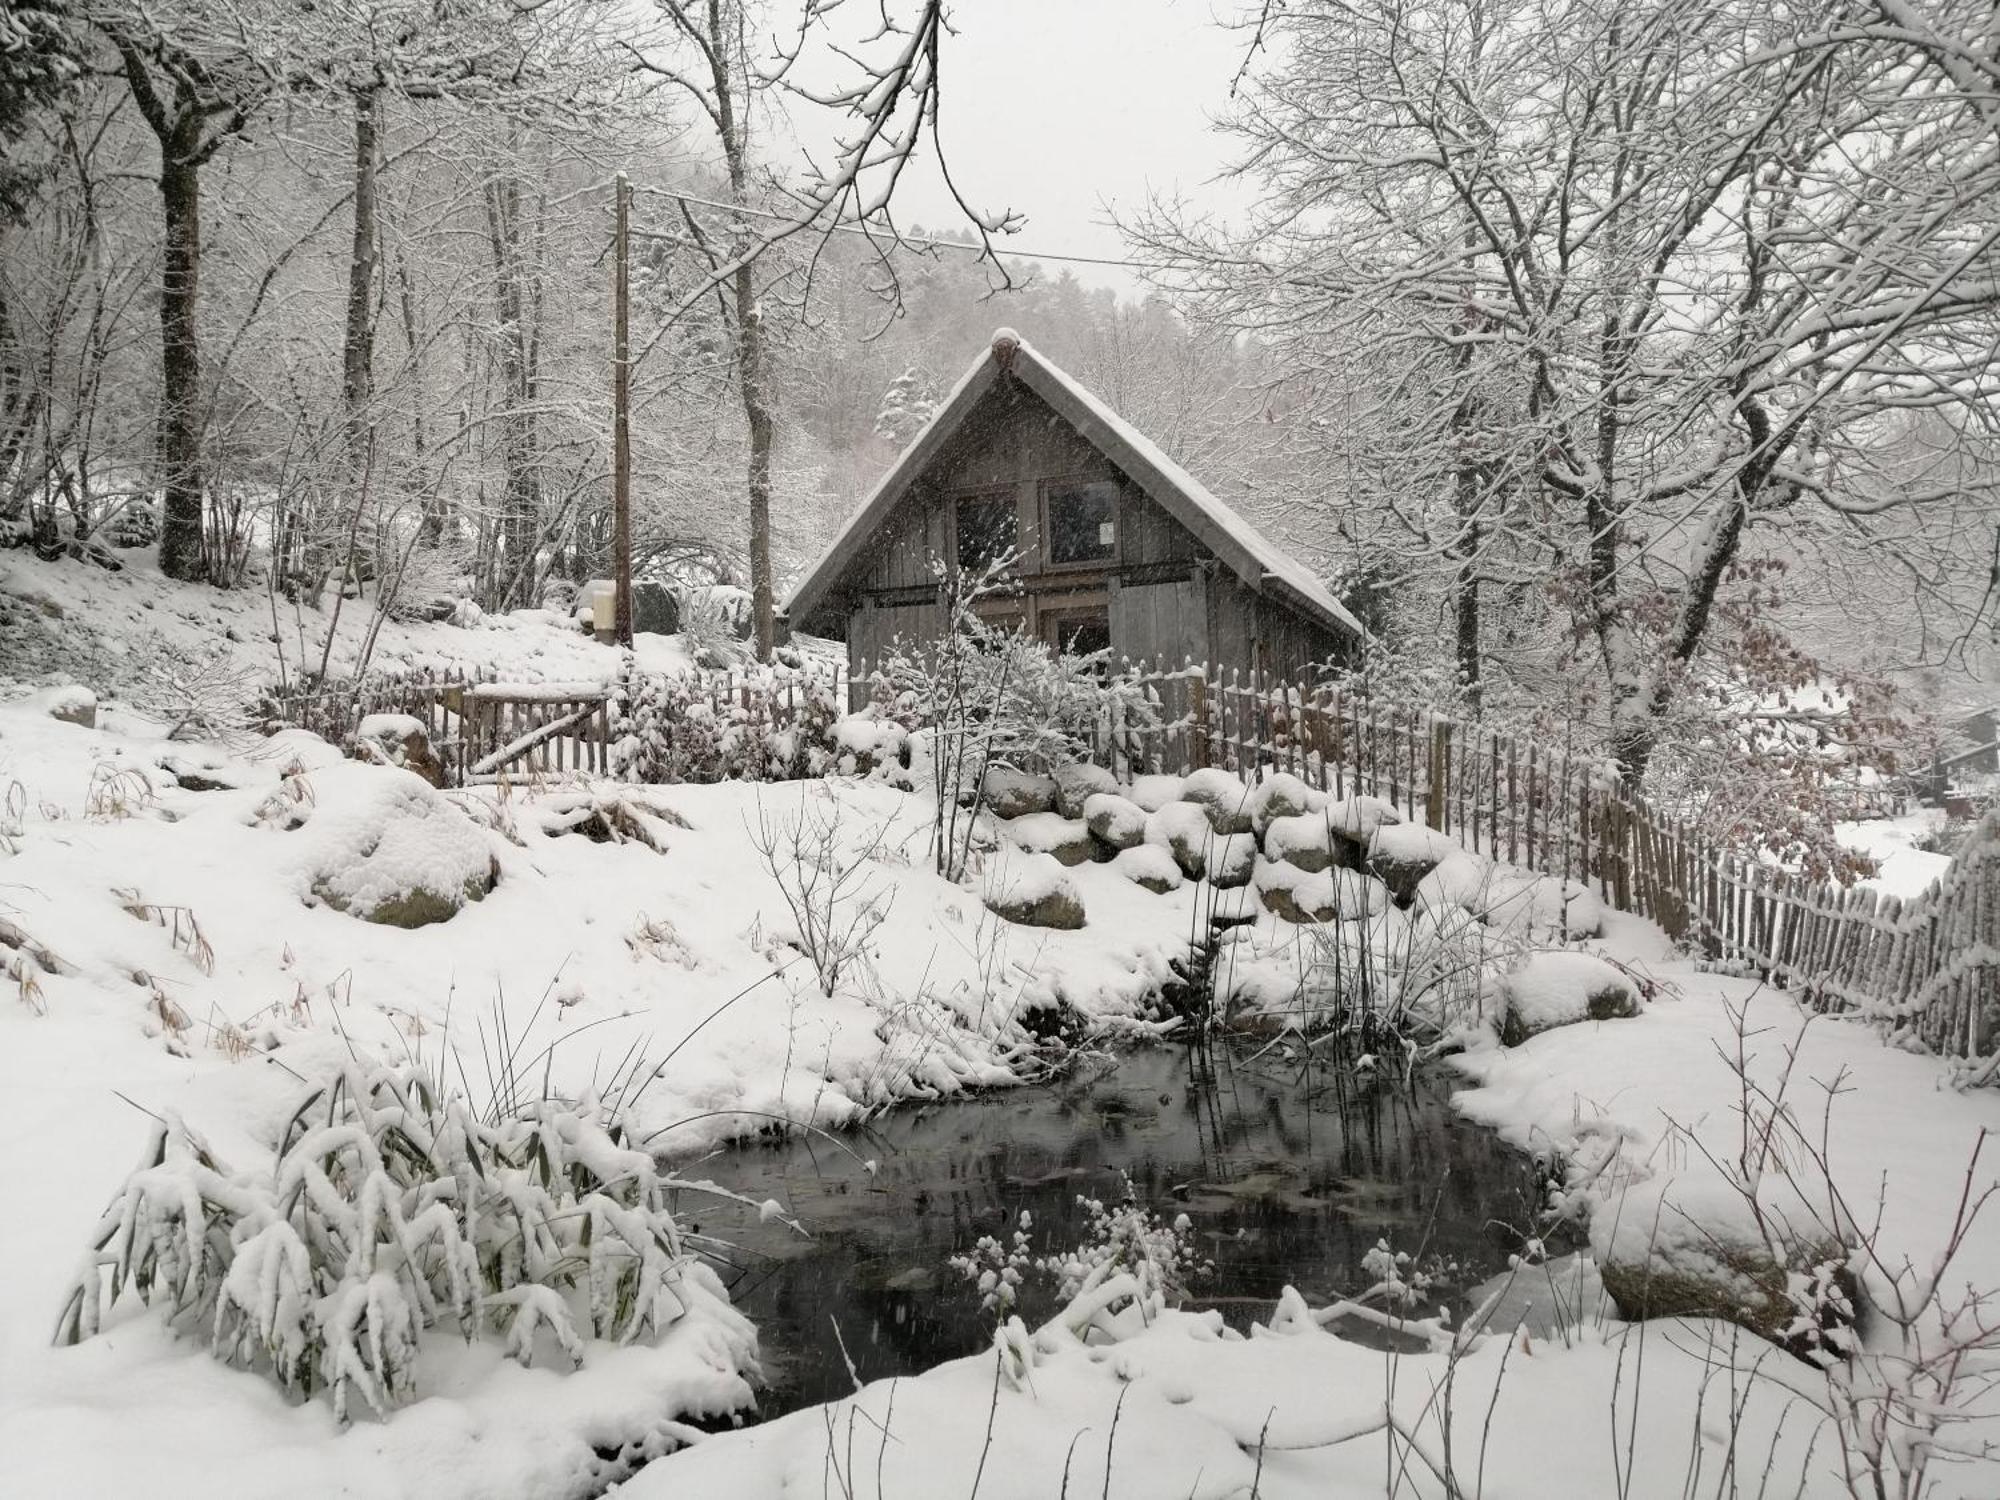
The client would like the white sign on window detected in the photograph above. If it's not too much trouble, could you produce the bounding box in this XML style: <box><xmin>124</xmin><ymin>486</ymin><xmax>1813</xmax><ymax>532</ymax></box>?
<box><xmin>1098</xmin><ymin>520</ymin><xmax>1115</xmax><ymax>546</ymax></box>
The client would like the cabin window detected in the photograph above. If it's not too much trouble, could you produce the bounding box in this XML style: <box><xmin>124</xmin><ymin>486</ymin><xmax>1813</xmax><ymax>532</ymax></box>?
<box><xmin>955</xmin><ymin>492</ymin><xmax>1017</xmax><ymax>574</ymax></box>
<box><xmin>1044</xmin><ymin>480</ymin><xmax>1118</xmax><ymax>566</ymax></box>
<box><xmin>1042</xmin><ymin>605</ymin><xmax>1111</xmax><ymax>658</ymax></box>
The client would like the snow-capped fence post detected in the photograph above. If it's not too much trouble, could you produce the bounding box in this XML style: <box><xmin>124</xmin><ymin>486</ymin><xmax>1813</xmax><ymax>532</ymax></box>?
<box><xmin>1189</xmin><ymin>663</ymin><xmax>1211</xmax><ymax>771</ymax></box>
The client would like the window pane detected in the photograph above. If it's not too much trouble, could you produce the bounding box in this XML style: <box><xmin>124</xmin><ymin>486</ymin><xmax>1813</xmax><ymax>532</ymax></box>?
<box><xmin>1047</xmin><ymin>481</ymin><xmax>1117</xmax><ymax>564</ymax></box>
<box><xmin>1047</xmin><ymin>608</ymin><xmax>1110</xmax><ymax>657</ymax></box>
<box><xmin>956</xmin><ymin>494</ymin><xmax>1017</xmax><ymax>573</ymax></box>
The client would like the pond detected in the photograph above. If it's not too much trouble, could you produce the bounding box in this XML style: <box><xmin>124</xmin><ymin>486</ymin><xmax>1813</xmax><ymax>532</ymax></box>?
<box><xmin>687</xmin><ymin>1039</ymin><xmax>1556</xmax><ymax>1419</ymax></box>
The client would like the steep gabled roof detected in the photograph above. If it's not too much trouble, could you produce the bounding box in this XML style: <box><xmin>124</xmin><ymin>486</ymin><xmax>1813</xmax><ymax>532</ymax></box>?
<box><xmin>782</xmin><ymin>331</ymin><xmax>1366</xmax><ymax>641</ymax></box>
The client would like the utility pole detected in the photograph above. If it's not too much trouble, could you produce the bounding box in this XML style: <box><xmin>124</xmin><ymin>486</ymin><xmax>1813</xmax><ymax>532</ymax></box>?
<box><xmin>612</xmin><ymin>171</ymin><xmax>634</xmax><ymax>648</ymax></box>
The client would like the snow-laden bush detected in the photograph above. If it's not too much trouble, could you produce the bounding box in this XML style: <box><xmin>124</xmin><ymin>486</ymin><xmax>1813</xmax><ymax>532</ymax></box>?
<box><xmin>55</xmin><ymin>1064</ymin><xmax>758</xmax><ymax>1424</ymax></box>
<box><xmin>1040</xmin><ymin>1177</ymin><xmax>1213</xmax><ymax>1342</ymax></box>
<box><xmin>613</xmin><ymin>658</ymin><xmax>840</xmax><ymax>784</ymax></box>
<box><xmin>864</xmin><ymin>556</ymin><xmax>1157</xmax><ymax>879</ymax></box>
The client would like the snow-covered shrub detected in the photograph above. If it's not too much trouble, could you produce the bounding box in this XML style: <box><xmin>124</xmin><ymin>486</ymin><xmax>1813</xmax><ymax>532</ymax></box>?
<box><xmin>864</xmin><ymin>555</ymin><xmax>1155</xmax><ymax>878</ymax></box>
<box><xmin>56</xmin><ymin>1064</ymin><xmax>758</xmax><ymax>1424</ymax></box>
<box><xmin>1040</xmin><ymin>1176</ymin><xmax>1213</xmax><ymax>1343</ymax></box>
<box><xmin>678</xmin><ymin>585</ymin><xmax>753</xmax><ymax>669</ymax></box>
<box><xmin>612</xmin><ymin>658</ymin><xmax>840</xmax><ymax>785</ymax></box>
<box><xmin>948</xmin><ymin>1210</ymin><xmax>1036</xmax><ymax>1318</ymax></box>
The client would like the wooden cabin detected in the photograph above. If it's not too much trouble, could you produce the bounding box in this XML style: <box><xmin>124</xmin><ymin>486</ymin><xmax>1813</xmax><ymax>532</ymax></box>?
<box><xmin>782</xmin><ymin>330</ymin><xmax>1365</xmax><ymax>678</ymax></box>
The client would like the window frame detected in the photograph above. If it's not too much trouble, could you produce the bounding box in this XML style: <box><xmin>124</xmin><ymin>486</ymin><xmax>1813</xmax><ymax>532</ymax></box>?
<box><xmin>950</xmin><ymin>485</ymin><xmax>1021</xmax><ymax>578</ymax></box>
<box><xmin>1037</xmin><ymin>596</ymin><xmax>1112</xmax><ymax>659</ymax></box>
<box><xmin>1037</xmin><ymin>474</ymin><xmax>1121</xmax><ymax>572</ymax></box>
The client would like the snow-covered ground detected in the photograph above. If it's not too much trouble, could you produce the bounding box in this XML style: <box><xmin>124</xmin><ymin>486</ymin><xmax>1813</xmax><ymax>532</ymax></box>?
<box><xmin>1837</xmin><ymin>809</ymin><xmax>1956</xmax><ymax>897</ymax></box>
<box><xmin>0</xmin><ymin>683</ymin><xmax>1218</xmax><ymax>1499</ymax></box>
<box><xmin>619</xmin><ymin>911</ymin><xmax>2000</xmax><ymax>1498</ymax></box>
<box><xmin>4</xmin><ymin>551</ymin><xmax>1999</xmax><ymax>1500</ymax></box>
<box><xmin>0</xmin><ymin>548</ymin><xmax>721</xmax><ymax>705</ymax></box>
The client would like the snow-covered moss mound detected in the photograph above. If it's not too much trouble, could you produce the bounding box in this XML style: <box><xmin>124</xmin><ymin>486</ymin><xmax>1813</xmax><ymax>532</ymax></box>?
<box><xmin>285</xmin><ymin>764</ymin><xmax>496</xmax><ymax>927</ymax></box>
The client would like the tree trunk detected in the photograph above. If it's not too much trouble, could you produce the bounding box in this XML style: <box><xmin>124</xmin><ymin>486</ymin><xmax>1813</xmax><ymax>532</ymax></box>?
<box><xmin>331</xmin><ymin>87</ymin><xmax>380</xmax><ymax>600</ymax></box>
<box><xmin>157</xmin><ymin>151</ymin><xmax>204</xmax><ymax>580</ymax></box>
<box><xmin>735</xmin><ymin>261</ymin><xmax>774</xmax><ymax>662</ymax></box>
<box><xmin>341</xmin><ymin>90</ymin><xmax>378</xmax><ymax>470</ymax></box>
<box><xmin>484</xmin><ymin>170</ymin><xmax>540</xmax><ymax>610</ymax></box>
<box><xmin>1449</xmin><ymin>466</ymin><xmax>1483</xmax><ymax>718</ymax></box>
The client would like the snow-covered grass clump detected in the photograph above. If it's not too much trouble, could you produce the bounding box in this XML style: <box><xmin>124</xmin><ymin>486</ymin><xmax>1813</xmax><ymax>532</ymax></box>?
<box><xmin>59</xmin><ymin>1063</ymin><xmax>761</xmax><ymax>1426</ymax></box>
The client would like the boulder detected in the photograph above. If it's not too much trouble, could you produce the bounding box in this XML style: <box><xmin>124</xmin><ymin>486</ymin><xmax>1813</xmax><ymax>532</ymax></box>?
<box><xmin>298</xmin><ymin>765</ymin><xmax>495</xmax><ymax>928</ymax></box>
<box><xmin>1599</xmin><ymin>1234</ymin><xmax>1856</xmax><ymax>1358</ymax></box>
<box><xmin>1563</xmin><ymin>883</ymin><xmax>1607</xmax><ymax>939</ymax></box>
<box><xmin>1146</xmin><ymin>802</ymin><xmax>1217</xmax><ymax>880</ymax></box>
<box><xmin>352</xmin><ymin>712</ymin><xmax>446</xmax><ymax>788</ymax></box>
<box><xmin>631</xmin><ymin>579</ymin><xmax>681</xmax><ymax>635</ymax></box>
<box><xmin>1112</xmin><ymin>844</ymin><xmax>1184</xmax><ymax>894</ymax></box>
<box><xmin>833</xmin><ymin>711</ymin><xmax>909</xmax><ymax>776</ymax></box>
<box><xmin>1411</xmin><ymin>850</ymin><xmax>1498</xmax><ymax>915</ymax></box>
<box><xmin>981</xmin><ymin>767</ymin><xmax>1059</xmax><ymax>820</ymax></box>
<box><xmin>1053</xmin><ymin>762</ymin><xmax>1119</xmax><ymax>819</ymax></box>
<box><xmin>1252</xmin><ymin>859</ymin><xmax>1387</xmax><ymax>923</ymax></box>
<box><xmin>1127</xmin><ymin>773</ymin><xmax>1186</xmax><ymax>812</ymax></box>
<box><xmin>1180</xmin><ymin>768</ymin><xmax>1255</xmax><ymax>834</ymax></box>
<box><xmin>1367</xmin><ymin>823</ymin><xmax>1463</xmax><ymax>905</ymax></box>
<box><xmin>1207</xmin><ymin>831</ymin><xmax>1258</xmax><ymax>890</ymax></box>
<box><xmin>46</xmin><ymin>686</ymin><xmax>96</xmax><ymax>729</ymax></box>
<box><xmin>1474</xmin><ymin>869</ymin><xmax>1602</xmax><ymax>941</ymax></box>
<box><xmin>1497</xmin><ymin>951</ymin><xmax>1641</xmax><ymax>1046</ymax></box>
<box><xmin>1248</xmin><ymin>772</ymin><xmax>1319</xmax><ymax>838</ymax></box>
<box><xmin>1082</xmin><ymin>791</ymin><xmax>1148</xmax><ymax>853</ymax></box>
<box><xmin>982</xmin><ymin>851</ymin><xmax>1085</xmax><ymax>929</ymax></box>
<box><xmin>1001</xmin><ymin>812</ymin><xmax>1098</xmax><ymax>867</ymax></box>
<box><xmin>1263</xmin><ymin>813</ymin><xmax>1342</xmax><ymax>874</ymax></box>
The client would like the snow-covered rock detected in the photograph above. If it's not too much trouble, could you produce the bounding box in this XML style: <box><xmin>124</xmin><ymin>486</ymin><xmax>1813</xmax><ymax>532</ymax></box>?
<box><xmin>1207</xmin><ymin>831</ymin><xmax>1258</xmax><ymax>889</ymax></box>
<box><xmin>352</xmin><ymin>712</ymin><xmax>445</xmax><ymax>787</ymax></box>
<box><xmin>1180</xmin><ymin>767</ymin><xmax>1254</xmax><ymax>834</ymax></box>
<box><xmin>1127</xmin><ymin>773</ymin><xmax>1186</xmax><ymax>812</ymax></box>
<box><xmin>1146</xmin><ymin>802</ymin><xmax>1217</xmax><ymax>880</ymax></box>
<box><xmin>1112</xmin><ymin>843</ymin><xmax>1183</xmax><ymax>894</ymax></box>
<box><xmin>1247</xmin><ymin>771</ymin><xmax>1320</xmax><ymax>838</ymax></box>
<box><xmin>1000</xmin><ymin>812</ymin><xmax>1097</xmax><ymax>867</ymax></box>
<box><xmin>1253</xmin><ymin>859</ymin><xmax>1386</xmax><ymax>923</ymax></box>
<box><xmin>1321</xmin><ymin>793</ymin><xmax>1403</xmax><ymax>843</ymax></box>
<box><xmin>1476</xmin><ymin>869</ymin><xmax>1602</xmax><ymax>941</ymax></box>
<box><xmin>1262</xmin><ymin>813</ymin><xmax>1344</xmax><ymax>874</ymax></box>
<box><xmin>1497</xmin><ymin>951</ymin><xmax>1641</xmax><ymax>1045</ymax></box>
<box><xmin>1412</xmin><ymin>849</ymin><xmax>1497</xmax><ymax>914</ymax></box>
<box><xmin>981</xmin><ymin>851</ymin><xmax>1085</xmax><ymax>929</ymax></box>
<box><xmin>1081</xmin><ymin>791</ymin><xmax>1148</xmax><ymax>852</ymax></box>
<box><xmin>982</xmin><ymin>767</ymin><xmax>1058</xmax><ymax>819</ymax></box>
<box><xmin>833</xmin><ymin>710</ymin><xmax>909</xmax><ymax>775</ymax></box>
<box><xmin>43</xmin><ymin>683</ymin><xmax>97</xmax><ymax>728</ymax></box>
<box><xmin>1367</xmin><ymin>822</ymin><xmax>1461</xmax><ymax>904</ymax></box>
<box><xmin>1053</xmin><ymin>761</ymin><xmax>1119</xmax><ymax>819</ymax></box>
<box><xmin>288</xmin><ymin>764</ymin><xmax>497</xmax><ymax>927</ymax></box>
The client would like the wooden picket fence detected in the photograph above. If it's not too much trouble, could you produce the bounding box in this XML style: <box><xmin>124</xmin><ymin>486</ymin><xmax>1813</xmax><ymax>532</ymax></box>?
<box><xmin>272</xmin><ymin>652</ymin><xmax>1993</xmax><ymax>1059</ymax></box>
<box><xmin>1098</xmin><ymin>661</ymin><xmax>1997</xmax><ymax>1061</ymax></box>
<box><xmin>270</xmin><ymin>658</ymin><xmax>854</xmax><ymax>785</ymax></box>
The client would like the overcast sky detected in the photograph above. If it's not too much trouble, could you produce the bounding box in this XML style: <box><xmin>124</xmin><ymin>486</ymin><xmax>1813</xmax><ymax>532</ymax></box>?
<box><xmin>868</xmin><ymin>0</ymin><xmax>1261</xmax><ymax>295</ymax></box>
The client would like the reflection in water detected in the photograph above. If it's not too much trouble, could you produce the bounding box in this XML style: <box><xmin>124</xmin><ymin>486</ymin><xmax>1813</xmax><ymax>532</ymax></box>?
<box><xmin>690</xmin><ymin>1042</ymin><xmax>1551</xmax><ymax>1417</ymax></box>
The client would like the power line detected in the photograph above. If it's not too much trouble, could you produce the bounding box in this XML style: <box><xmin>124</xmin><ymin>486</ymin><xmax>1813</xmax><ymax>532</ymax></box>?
<box><xmin>624</xmin><ymin>183</ymin><xmax>1165</xmax><ymax>273</ymax></box>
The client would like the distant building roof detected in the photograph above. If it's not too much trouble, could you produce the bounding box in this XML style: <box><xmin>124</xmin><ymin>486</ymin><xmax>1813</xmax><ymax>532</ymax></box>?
<box><xmin>782</xmin><ymin>331</ymin><xmax>1366</xmax><ymax>642</ymax></box>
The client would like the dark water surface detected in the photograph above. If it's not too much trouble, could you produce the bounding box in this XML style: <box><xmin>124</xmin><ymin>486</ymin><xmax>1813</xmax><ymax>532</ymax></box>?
<box><xmin>689</xmin><ymin>1042</ymin><xmax>1550</xmax><ymax>1418</ymax></box>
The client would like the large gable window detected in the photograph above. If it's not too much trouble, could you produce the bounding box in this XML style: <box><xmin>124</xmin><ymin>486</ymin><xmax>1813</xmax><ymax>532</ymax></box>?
<box><xmin>955</xmin><ymin>491</ymin><xmax>1017</xmax><ymax>574</ymax></box>
<box><xmin>1045</xmin><ymin>479</ymin><xmax>1117</xmax><ymax>566</ymax></box>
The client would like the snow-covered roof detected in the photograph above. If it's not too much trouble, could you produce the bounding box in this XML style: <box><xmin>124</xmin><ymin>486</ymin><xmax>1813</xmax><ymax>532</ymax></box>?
<box><xmin>782</xmin><ymin>332</ymin><xmax>1366</xmax><ymax>642</ymax></box>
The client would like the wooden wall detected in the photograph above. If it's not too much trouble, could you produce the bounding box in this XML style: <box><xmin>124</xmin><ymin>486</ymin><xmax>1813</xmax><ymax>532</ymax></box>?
<box><xmin>808</xmin><ymin>374</ymin><xmax>1350</xmax><ymax>677</ymax></box>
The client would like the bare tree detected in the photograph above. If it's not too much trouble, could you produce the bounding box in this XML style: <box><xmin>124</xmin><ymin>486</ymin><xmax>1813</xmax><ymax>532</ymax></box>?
<box><xmin>86</xmin><ymin>2</ymin><xmax>271</xmax><ymax>580</ymax></box>
<box><xmin>1137</xmin><ymin>0</ymin><xmax>2000</xmax><ymax>785</ymax></box>
<box><xmin>627</xmin><ymin>0</ymin><xmax>1016</xmax><ymax>661</ymax></box>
